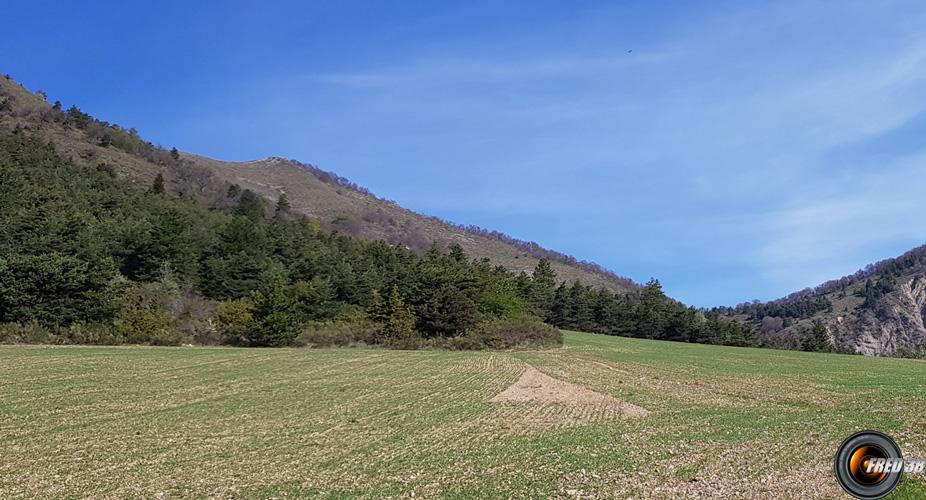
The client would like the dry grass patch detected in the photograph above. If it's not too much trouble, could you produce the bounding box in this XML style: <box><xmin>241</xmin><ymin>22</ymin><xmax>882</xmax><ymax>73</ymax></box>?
<box><xmin>492</xmin><ymin>366</ymin><xmax>648</xmax><ymax>419</ymax></box>
<box><xmin>3</xmin><ymin>332</ymin><xmax>926</xmax><ymax>498</ymax></box>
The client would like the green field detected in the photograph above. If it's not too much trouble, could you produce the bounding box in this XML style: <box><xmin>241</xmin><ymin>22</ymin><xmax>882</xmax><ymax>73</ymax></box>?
<box><xmin>2</xmin><ymin>332</ymin><xmax>924</xmax><ymax>498</ymax></box>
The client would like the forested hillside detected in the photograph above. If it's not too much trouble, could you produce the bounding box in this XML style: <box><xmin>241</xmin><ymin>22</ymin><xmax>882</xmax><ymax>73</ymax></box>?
<box><xmin>13</xmin><ymin>73</ymin><xmax>926</xmax><ymax>356</ymax></box>
<box><xmin>0</xmin><ymin>130</ymin><xmax>753</xmax><ymax>348</ymax></box>
<box><xmin>718</xmin><ymin>246</ymin><xmax>926</xmax><ymax>356</ymax></box>
<box><xmin>0</xmin><ymin>75</ymin><xmax>635</xmax><ymax>293</ymax></box>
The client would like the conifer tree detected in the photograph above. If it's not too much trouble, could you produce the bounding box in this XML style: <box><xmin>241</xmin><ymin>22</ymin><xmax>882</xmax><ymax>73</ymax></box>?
<box><xmin>448</xmin><ymin>243</ymin><xmax>466</xmax><ymax>262</ymax></box>
<box><xmin>274</xmin><ymin>192</ymin><xmax>291</xmax><ymax>217</ymax></box>
<box><xmin>367</xmin><ymin>289</ymin><xmax>389</xmax><ymax>324</ymax></box>
<box><xmin>234</xmin><ymin>190</ymin><xmax>265</xmax><ymax>221</ymax></box>
<box><xmin>383</xmin><ymin>285</ymin><xmax>417</xmax><ymax>342</ymax></box>
<box><xmin>637</xmin><ymin>279</ymin><xmax>668</xmax><ymax>339</ymax></box>
<box><xmin>418</xmin><ymin>285</ymin><xmax>478</xmax><ymax>337</ymax></box>
<box><xmin>802</xmin><ymin>320</ymin><xmax>832</xmax><ymax>352</ymax></box>
<box><xmin>248</xmin><ymin>272</ymin><xmax>300</xmax><ymax>347</ymax></box>
<box><xmin>530</xmin><ymin>258</ymin><xmax>557</xmax><ymax>318</ymax></box>
<box><xmin>151</xmin><ymin>173</ymin><xmax>165</xmax><ymax>195</ymax></box>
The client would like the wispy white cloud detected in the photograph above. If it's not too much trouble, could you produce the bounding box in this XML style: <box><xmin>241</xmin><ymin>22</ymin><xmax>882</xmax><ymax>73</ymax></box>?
<box><xmin>746</xmin><ymin>149</ymin><xmax>926</xmax><ymax>289</ymax></box>
<box><xmin>316</xmin><ymin>50</ymin><xmax>681</xmax><ymax>89</ymax></box>
<box><xmin>227</xmin><ymin>0</ymin><xmax>926</xmax><ymax>305</ymax></box>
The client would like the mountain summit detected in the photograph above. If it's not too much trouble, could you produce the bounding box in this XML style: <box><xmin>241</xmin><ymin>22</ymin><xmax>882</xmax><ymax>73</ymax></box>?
<box><xmin>0</xmin><ymin>74</ymin><xmax>635</xmax><ymax>293</ymax></box>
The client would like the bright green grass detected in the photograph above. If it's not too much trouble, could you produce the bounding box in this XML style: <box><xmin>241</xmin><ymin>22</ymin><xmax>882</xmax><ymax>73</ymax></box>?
<box><xmin>1</xmin><ymin>332</ymin><xmax>924</xmax><ymax>498</ymax></box>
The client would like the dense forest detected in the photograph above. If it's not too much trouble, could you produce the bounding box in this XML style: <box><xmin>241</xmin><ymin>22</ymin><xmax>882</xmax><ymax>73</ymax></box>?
<box><xmin>0</xmin><ymin>129</ymin><xmax>754</xmax><ymax>348</ymax></box>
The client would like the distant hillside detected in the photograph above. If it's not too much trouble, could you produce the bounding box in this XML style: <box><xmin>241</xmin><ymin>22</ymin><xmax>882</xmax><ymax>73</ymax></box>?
<box><xmin>720</xmin><ymin>245</ymin><xmax>926</xmax><ymax>356</ymax></box>
<box><xmin>0</xmin><ymin>74</ymin><xmax>636</xmax><ymax>293</ymax></box>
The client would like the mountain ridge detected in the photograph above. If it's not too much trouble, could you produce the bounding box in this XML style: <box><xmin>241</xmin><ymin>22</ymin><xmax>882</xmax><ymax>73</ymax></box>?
<box><xmin>192</xmin><ymin>153</ymin><xmax>637</xmax><ymax>289</ymax></box>
<box><xmin>6</xmin><ymin>73</ymin><xmax>923</xmax><ymax>356</ymax></box>
<box><xmin>721</xmin><ymin>244</ymin><xmax>926</xmax><ymax>355</ymax></box>
<box><xmin>0</xmin><ymin>74</ymin><xmax>636</xmax><ymax>293</ymax></box>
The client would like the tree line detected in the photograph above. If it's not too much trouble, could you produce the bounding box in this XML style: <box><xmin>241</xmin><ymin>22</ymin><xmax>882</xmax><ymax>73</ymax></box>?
<box><xmin>0</xmin><ymin>129</ymin><xmax>754</xmax><ymax>348</ymax></box>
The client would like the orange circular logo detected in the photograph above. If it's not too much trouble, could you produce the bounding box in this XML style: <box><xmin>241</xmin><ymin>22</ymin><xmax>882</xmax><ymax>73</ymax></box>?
<box><xmin>835</xmin><ymin>431</ymin><xmax>903</xmax><ymax>499</ymax></box>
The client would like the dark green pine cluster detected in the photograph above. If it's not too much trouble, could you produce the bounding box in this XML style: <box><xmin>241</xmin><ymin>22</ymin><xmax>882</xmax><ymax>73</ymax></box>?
<box><xmin>0</xmin><ymin>131</ymin><xmax>753</xmax><ymax>348</ymax></box>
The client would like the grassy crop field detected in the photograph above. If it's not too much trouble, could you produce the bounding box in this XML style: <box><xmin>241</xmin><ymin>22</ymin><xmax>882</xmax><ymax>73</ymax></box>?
<box><xmin>2</xmin><ymin>332</ymin><xmax>925</xmax><ymax>499</ymax></box>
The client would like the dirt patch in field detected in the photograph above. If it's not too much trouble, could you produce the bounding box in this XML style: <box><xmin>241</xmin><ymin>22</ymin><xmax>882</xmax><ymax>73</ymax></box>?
<box><xmin>492</xmin><ymin>366</ymin><xmax>648</xmax><ymax>418</ymax></box>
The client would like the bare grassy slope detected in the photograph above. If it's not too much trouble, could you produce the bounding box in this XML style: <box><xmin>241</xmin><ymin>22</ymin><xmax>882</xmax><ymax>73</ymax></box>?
<box><xmin>0</xmin><ymin>76</ymin><xmax>166</xmax><ymax>189</ymax></box>
<box><xmin>0</xmin><ymin>75</ymin><xmax>636</xmax><ymax>292</ymax></box>
<box><xmin>192</xmin><ymin>153</ymin><xmax>635</xmax><ymax>291</ymax></box>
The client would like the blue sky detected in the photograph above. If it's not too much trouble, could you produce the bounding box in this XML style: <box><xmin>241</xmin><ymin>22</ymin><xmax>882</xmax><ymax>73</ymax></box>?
<box><xmin>5</xmin><ymin>1</ymin><xmax>926</xmax><ymax>306</ymax></box>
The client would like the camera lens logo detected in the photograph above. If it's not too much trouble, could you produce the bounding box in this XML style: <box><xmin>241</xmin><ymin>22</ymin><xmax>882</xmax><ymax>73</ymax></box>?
<box><xmin>835</xmin><ymin>431</ymin><xmax>904</xmax><ymax>499</ymax></box>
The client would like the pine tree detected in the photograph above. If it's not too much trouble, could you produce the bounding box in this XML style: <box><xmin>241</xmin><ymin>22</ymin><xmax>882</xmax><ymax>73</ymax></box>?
<box><xmin>568</xmin><ymin>281</ymin><xmax>595</xmax><ymax>332</ymax></box>
<box><xmin>367</xmin><ymin>289</ymin><xmax>389</xmax><ymax>324</ymax></box>
<box><xmin>548</xmin><ymin>283</ymin><xmax>571</xmax><ymax>328</ymax></box>
<box><xmin>248</xmin><ymin>272</ymin><xmax>300</xmax><ymax>347</ymax></box>
<box><xmin>532</xmin><ymin>258</ymin><xmax>556</xmax><ymax>288</ymax></box>
<box><xmin>234</xmin><ymin>190</ymin><xmax>265</xmax><ymax>221</ymax></box>
<box><xmin>530</xmin><ymin>258</ymin><xmax>557</xmax><ymax>318</ymax></box>
<box><xmin>274</xmin><ymin>192</ymin><xmax>291</xmax><ymax>217</ymax></box>
<box><xmin>591</xmin><ymin>288</ymin><xmax>619</xmax><ymax>334</ymax></box>
<box><xmin>802</xmin><ymin>320</ymin><xmax>832</xmax><ymax>352</ymax></box>
<box><xmin>448</xmin><ymin>243</ymin><xmax>466</xmax><ymax>262</ymax></box>
<box><xmin>366</xmin><ymin>287</ymin><xmax>417</xmax><ymax>344</ymax></box>
<box><xmin>382</xmin><ymin>285</ymin><xmax>417</xmax><ymax>343</ymax></box>
<box><xmin>638</xmin><ymin>279</ymin><xmax>668</xmax><ymax>339</ymax></box>
<box><xmin>151</xmin><ymin>173</ymin><xmax>165</xmax><ymax>195</ymax></box>
<box><xmin>418</xmin><ymin>285</ymin><xmax>478</xmax><ymax>337</ymax></box>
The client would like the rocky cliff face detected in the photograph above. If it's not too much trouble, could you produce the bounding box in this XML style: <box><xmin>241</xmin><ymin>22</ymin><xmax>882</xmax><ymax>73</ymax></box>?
<box><xmin>833</xmin><ymin>275</ymin><xmax>926</xmax><ymax>355</ymax></box>
<box><xmin>736</xmin><ymin>243</ymin><xmax>926</xmax><ymax>356</ymax></box>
